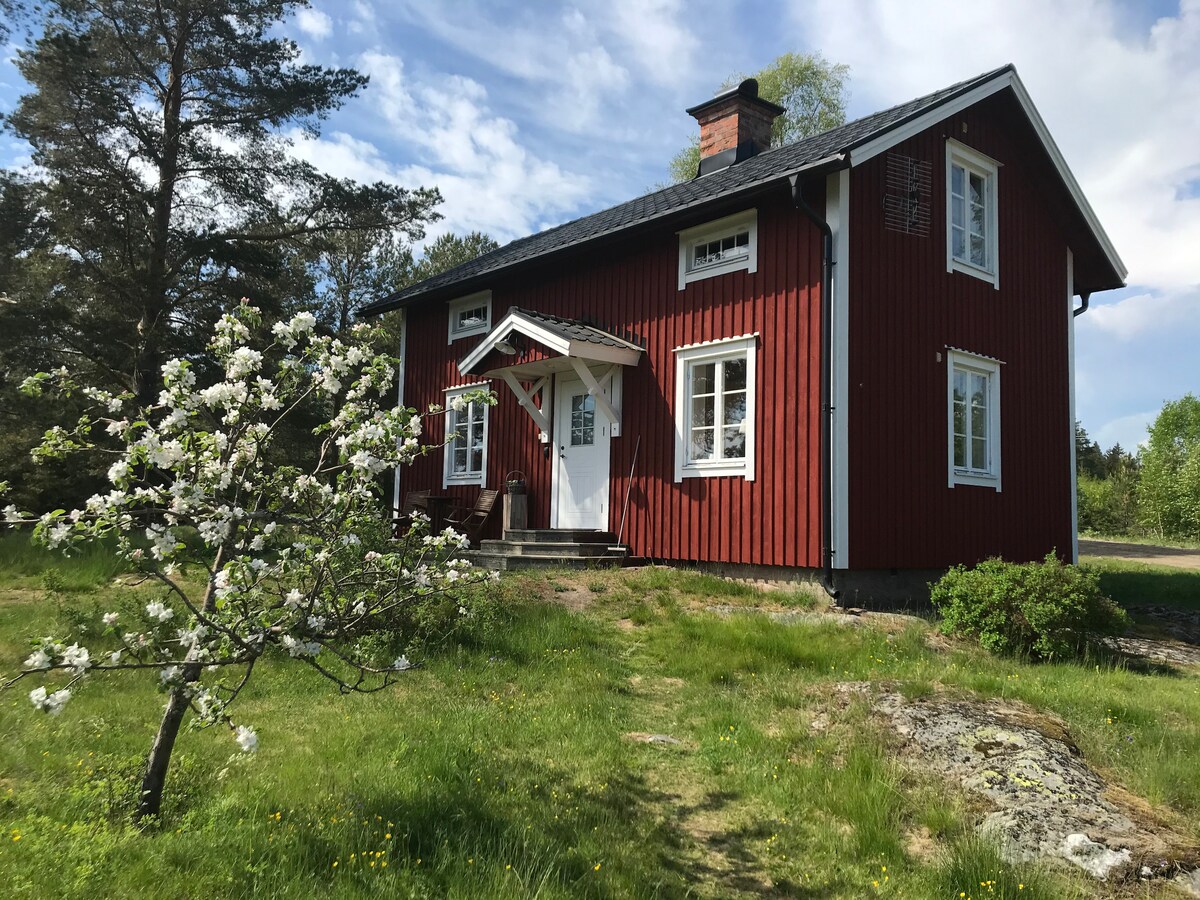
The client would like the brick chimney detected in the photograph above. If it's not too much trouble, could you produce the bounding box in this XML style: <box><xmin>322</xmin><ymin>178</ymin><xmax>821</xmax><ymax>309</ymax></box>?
<box><xmin>686</xmin><ymin>78</ymin><xmax>786</xmax><ymax>177</ymax></box>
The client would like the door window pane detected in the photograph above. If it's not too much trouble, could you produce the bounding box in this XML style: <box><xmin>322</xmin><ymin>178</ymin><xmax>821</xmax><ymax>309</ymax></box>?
<box><xmin>570</xmin><ymin>392</ymin><xmax>595</xmax><ymax>446</ymax></box>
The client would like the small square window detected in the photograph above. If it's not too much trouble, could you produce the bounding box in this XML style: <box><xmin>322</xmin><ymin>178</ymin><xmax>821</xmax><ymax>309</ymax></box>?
<box><xmin>947</xmin><ymin>349</ymin><xmax>1002</xmax><ymax>490</ymax></box>
<box><xmin>447</xmin><ymin>292</ymin><xmax>492</xmax><ymax>342</ymax></box>
<box><xmin>673</xmin><ymin>335</ymin><xmax>757</xmax><ymax>481</ymax></box>
<box><xmin>946</xmin><ymin>140</ymin><xmax>999</xmax><ymax>288</ymax></box>
<box><xmin>677</xmin><ymin>210</ymin><xmax>758</xmax><ymax>290</ymax></box>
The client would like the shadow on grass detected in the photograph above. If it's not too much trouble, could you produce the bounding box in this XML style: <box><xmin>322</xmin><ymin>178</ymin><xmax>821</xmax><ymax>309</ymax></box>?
<box><xmin>258</xmin><ymin>760</ymin><xmax>852</xmax><ymax>899</ymax></box>
<box><xmin>1089</xmin><ymin>565</ymin><xmax>1200</xmax><ymax>613</ymax></box>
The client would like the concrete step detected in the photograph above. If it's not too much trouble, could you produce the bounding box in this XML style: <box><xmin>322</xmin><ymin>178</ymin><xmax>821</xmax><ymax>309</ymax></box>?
<box><xmin>479</xmin><ymin>539</ymin><xmax>625</xmax><ymax>558</ymax></box>
<box><xmin>502</xmin><ymin>529</ymin><xmax>616</xmax><ymax>544</ymax></box>
<box><xmin>461</xmin><ymin>550</ymin><xmax>627</xmax><ymax>572</ymax></box>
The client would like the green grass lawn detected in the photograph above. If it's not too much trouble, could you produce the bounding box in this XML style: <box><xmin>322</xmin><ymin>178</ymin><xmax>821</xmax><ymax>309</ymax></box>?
<box><xmin>1</xmin><ymin>538</ymin><xmax>1198</xmax><ymax>898</ymax></box>
<box><xmin>1082</xmin><ymin>555</ymin><xmax>1200</xmax><ymax>611</ymax></box>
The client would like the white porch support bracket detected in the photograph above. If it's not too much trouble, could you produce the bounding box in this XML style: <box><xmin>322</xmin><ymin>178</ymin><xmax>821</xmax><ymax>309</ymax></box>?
<box><xmin>500</xmin><ymin>371</ymin><xmax>553</xmax><ymax>442</ymax></box>
<box><xmin>569</xmin><ymin>358</ymin><xmax>621</xmax><ymax>437</ymax></box>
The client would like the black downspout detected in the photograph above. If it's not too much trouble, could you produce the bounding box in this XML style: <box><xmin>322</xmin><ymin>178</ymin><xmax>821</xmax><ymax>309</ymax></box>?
<box><xmin>790</xmin><ymin>173</ymin><xmax>840</xmax><ymax>602</ymax></box>
<box><xmin>1073</xmin><ymin>291</ymin><xmax>1091</xmax><ymax>317</ymax></box>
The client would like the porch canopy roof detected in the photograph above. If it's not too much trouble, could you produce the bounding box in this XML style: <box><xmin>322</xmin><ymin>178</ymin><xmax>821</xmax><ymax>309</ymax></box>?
<box><xmin>458</xmin><ymin>307</ymin><xmax>643</xmax><ymax>380</ymax></box>
<box><xmin>458</xmin><ymin>307</ymin><xmax>643</xmax><ymax>441</ymax></box>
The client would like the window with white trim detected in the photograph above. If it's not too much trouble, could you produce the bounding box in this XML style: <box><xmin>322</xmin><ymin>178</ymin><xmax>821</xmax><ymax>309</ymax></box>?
<box><xmin>947</xmin><ymin>349</ymin><xmax>1001</xmax><ymax>490</ymax></box>
<box><xmin>444</xmin><ymin>386</ymin><xmax>488</xmax><ymax>486</ymax></box>
<box><xmin>677</xmin><ymin>210</ymin><xmax>758</xmax><ymax>290</ymax></box>
<box><xmin>946</xmin><ymin>140</ymin><xmax>999</xmax><ymax>287</ymax></box>
<box><xmin>673</xmin><ymin>335</ymin><xmax>757</xmax><ymax>481</ymax></box>
<box><xmin>447</xmin><ymin>291</ymin><xmax>492</xmax><ymax>342</ymax></box>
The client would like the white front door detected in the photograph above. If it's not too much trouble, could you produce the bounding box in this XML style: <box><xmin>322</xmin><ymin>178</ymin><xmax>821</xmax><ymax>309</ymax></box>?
<box><xmin>552</xmin><ymin>376</ymin><xmax>610</xmax><ymax>530</ymax></box>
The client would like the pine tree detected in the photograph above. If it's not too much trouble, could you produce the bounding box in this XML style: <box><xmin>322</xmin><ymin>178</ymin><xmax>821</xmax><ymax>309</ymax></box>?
<box><xmin>4</xmin><ymin>0</ymin><xmax>441</xmax><ymax>404</ymax></box>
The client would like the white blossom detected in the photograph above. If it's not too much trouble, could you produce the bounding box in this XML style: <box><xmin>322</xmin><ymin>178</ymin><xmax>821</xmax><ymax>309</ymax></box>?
<box><xmin>393</xmin><ymin>655</ymin><xmax>412</xmax><ymax>671</ymax></box>
<box><xmin>23</xmin><ymin>648</ymin><xmax>51</xmax><ymax>670</ymax></box>
<box><xmin>3</xmin><ymin>504</ymin><xmax>21</xmax><ymax>523</ymax></box>
<box><xmin>102</xmin><ymin>612</ymin><xmax>119</xmax><ymax>626</ymax></box>
<box><xmin>280</xmin><ymin>635</ymin><xmax>321</xmax><ymax>657</ymax></box>
<box><xmin>146</xmin><ymin>600</ymin><xmax>175</xmax><ymax>623</ymax></box>
<box><xmin>30</xmin><ymin>686</ymin><xmax>71</xmax><ymax>716</ymax></box>
<box><xmin>61</xmin><ymin>643</ymin><xmax>91</xmax><ymax>674</ymax></box>
<box><xmin>284</xmin><ymin>589</ymin><xmax>304</xmax><ymax>609</ymax></box>
<box><xmin>226</xmin><ymin>347</ymin><xmax>263</xmax><ymax>379</ymax></box>
<box><xmin>176</xmin><ymin>624</ymin><xmax>209</xmax><ymax>648</ymax></box>
<box><xmin>160</xmin><ymin>665</ymin><xmax>181</xmax><ymax>685</ymax></box>
<box><xmin>234</xmin><ymin>725</ymin><xmax>258</xmax><ymax>753</ymax></box>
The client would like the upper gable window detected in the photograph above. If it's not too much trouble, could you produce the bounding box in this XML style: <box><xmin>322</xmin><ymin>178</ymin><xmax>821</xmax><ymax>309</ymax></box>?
<box><xmin>945</xmin><ymin>140</ymin><xmax>999</xmax><ymax>288</ymax></box>
<box><xmin>447</xmin><ymin>291</ymin><xmax>492</xmax><ymax>343</ymax></box>
<box><xmin>677</xmin><ymin>210</ymin><xmax>758</xmax><ymax>290</ymax></box>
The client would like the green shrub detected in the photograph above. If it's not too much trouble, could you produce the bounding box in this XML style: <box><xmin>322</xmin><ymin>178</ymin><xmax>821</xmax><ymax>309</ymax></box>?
<box><xmin>930</xmin><ymin>554</ymin><xmax>1128</xmax><ymax>659</ymax></box>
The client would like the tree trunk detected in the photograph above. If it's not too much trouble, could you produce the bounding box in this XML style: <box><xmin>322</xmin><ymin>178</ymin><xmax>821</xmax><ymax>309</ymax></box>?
<box><xmin>136</xmin><ymin>11</ymin><xmax>190</xmax><ymax>406</ymax></box>
<box><xmin>135</xmin><ymin>545</ymin><xmax>223</xmax><ymax>824</ymax></box>
<box><xmin>135</xmin><ymin>679</ymin><xmax>194</xmax><ymax>822</ymax></box>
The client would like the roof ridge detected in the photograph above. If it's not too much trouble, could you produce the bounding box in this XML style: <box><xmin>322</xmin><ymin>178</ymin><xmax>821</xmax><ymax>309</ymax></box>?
<box><xmin>362</xmin><ymin>64</ymin><xmax>1020</xmax><ymax>316</ymax></box>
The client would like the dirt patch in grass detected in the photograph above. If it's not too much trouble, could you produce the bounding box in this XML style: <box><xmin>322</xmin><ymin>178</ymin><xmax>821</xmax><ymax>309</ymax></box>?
<box><xmin>641</xmin><ymin>769</ymin><xmax>794</xmax><ymax>898</ymax></box>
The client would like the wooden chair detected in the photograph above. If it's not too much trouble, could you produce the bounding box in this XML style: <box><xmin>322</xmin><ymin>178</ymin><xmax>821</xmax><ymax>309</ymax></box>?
<box><xmin>444</xmin><ymin>489</ymin><xmax>499</xmax><ymax>543</ymax></box>
<box><xmin>392</xmin><ymin>490</ymin><xmax>430</xmax><ymax>537</ymax></box>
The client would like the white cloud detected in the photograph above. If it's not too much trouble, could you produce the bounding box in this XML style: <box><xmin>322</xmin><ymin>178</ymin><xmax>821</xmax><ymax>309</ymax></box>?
<box><xmin>295</xmin><ymin>7</ymin><xmax>332</xmax><ymax>40</ymax></box>
<box><xmin>385</xmin><ymin>0</ymin><xmax>704</xmax><ymax>135</ymax></box>
<box><xmin>799</xmin><ymin>0</ymin><xmax>1200</xmax><ymax>293</ymax></box>
<box><xmin>1082</xmin><ymin>289</ymin><xmax>1200</xmax><ymax>341</ymax></box>
<box><xmin>345</xmin><ymin>0</ymin><xmax>375</xmax><ymax>35</ymax></box>
<box><xmin>605</xmin><ymin>0</ymin><xmax>699</xmax><ymax>88</ymax></box>
<box><xmin>290</xmin><ymin>53</ymin><xmax>591</xmax><ymax>244</ymax></box>
<box><xmin>1094</xmin><ymin>409</ymin><xmax>1157</xmax><ymax>452</ymax></box>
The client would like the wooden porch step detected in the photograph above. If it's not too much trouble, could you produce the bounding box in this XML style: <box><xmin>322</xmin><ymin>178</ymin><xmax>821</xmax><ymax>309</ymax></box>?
<box><xmin>479</xmin><ymin>539</ymin><xmax>620</xmax><ymax>558</ymax></box>
<box><xmin>501</xmin><ymin>529</ymin><xmax>616</xmax><ymax>544</ymax></box>
<box><xmin>462</xmin><ymin>549</ymin><xmax>628</xmax><ymax>572</ymax></box>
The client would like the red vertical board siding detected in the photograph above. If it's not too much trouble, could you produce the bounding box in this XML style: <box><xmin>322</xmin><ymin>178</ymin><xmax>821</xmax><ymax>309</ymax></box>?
<box><xmin>847</xmin><ymin>91</ymin><xmax>1073</xmax><ymax>569</ymax></box>
<box><xmin>399</xmin><ymin>191</ymin><xmax>824</xmax><ymax>568</ymax></box>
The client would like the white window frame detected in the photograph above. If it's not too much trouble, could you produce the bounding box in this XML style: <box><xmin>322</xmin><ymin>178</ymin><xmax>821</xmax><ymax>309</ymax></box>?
<box><xmin>945</xmin><ymin>140</ymin><xmax>1000</xmax><ymax>289</ymax></box>
<box><xmin>447</xmin><ymin>291</ymin><xmax>492</xmax><ymax>343</ymax></box>
<box><xmin>673</xmin><ymin>334</ymin><xmax>757</xmax><ymax>482</ymax></box>
<box><xmin>946</xmin><ymin>349</ymin><xmax>1002</xmax><ymax>491</ymax></box>
<box><xmin>677</xmin><ymin>209</ymin><xmax>758</xmax><ymax>290</ymax></box>
<box><xmin>443</xmin><ymin>384</ymin><xmax>489</xmax><ymax>487</ymax></box>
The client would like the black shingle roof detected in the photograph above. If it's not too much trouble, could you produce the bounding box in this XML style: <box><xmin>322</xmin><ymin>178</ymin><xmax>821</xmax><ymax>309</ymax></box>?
<box><xmin>507</xmin><ymin>307</ymin><xmax>641</xmax><ymax>350</ymax></box>
<box><xmin>362</xmin><ymin>65</ymin><xmax>1013</xmax><ymax>316</ymax></box>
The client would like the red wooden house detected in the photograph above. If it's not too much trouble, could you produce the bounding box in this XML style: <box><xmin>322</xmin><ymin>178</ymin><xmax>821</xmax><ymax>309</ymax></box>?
<box><xmin>362</xmin><ymin>64</ymin><xmax>1125</xmax><ymax>600</ymax></box>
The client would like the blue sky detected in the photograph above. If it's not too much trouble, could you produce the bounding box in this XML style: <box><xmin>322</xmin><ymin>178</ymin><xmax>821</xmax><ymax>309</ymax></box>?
<box><xmin>1</xmin><ymin>0</ymin><xmax>1197</xmax><ymax>451</ymax></box>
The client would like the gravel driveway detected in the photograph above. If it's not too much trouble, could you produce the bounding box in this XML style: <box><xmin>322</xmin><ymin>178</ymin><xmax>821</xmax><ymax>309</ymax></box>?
<box><xmin>1079</xmin><ymin>539</ymin><xmax>1200</xmax><ymax>570</ymax></box>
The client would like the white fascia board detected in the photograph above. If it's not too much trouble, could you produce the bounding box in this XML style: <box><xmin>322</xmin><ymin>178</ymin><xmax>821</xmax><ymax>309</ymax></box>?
<box><xmin>1067</xmin><ymin>248</ymin><xmax>1079</xmax><ymax>564</ymax></box>
<box><xmin>457</xmin><ymin>311</ymin><xmax>572</xmax><ymax>375</ymax></box>
<box><xmin>827</xmin><ymin>169</ymin><xmax>850</xmax><ymax>570</ymax></box>
<box><xmin>1006</xmin><ymin>72</ymin><xmax>1127</xmax><ymax>283</ymax></box>
<box><xmin>564</xmin><ymin>341</ymin><xmax>642</xmax><ymax>367</ymax></box>
<box><xmin>848</xmin><ymin>69</ymin><xmax>1126</xmax><ymax>284</ymax></box>
<box><xmin>849</xmin><ymin>75</ymin><xmax>1013</xmax><ymax>166</ymax></box>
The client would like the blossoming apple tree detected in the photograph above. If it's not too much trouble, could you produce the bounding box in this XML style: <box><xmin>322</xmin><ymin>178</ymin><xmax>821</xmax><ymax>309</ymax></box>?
<box><xmin>2</xmin><ymin>304</ymin><xmax>495</xmax><ymax>822</ymax></box>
